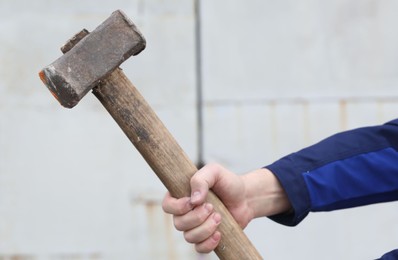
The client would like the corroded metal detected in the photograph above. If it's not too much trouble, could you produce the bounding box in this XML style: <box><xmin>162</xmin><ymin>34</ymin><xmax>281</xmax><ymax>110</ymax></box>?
<box><xmin>39</xmin><ymin>10</ymin><xmax>146</xmax><ymax>108</ymax></box>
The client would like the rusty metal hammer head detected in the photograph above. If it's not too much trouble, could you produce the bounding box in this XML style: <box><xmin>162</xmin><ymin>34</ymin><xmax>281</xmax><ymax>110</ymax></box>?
<box><xmin>39</xmin><ymin>10</ymin><xmax>146</xmax><ymax>108</ymax></box>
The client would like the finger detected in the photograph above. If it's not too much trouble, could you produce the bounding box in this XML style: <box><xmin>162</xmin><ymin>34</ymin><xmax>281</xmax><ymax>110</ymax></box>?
<box><xmin>195</xmin><ymin>231</ymin><xmax>222</xmax><ymax>254</ymax></box>
<box><xmin>162</xmin><ymin>192</ymin><xmax>193</xmax><ymax>215</ymax></box>
<box><xmin>174</xmin><ymin>203</ymin><xmax>213</xmax><ymax>231</ymax></box>
<box><xmin>183</xmin><ymin>212</ymin><xmax>221</xmax><ymax>244</ymax></box>
<box><xmin>190</xmin><ymin>163</ymin><xmax>224</xmax><ymax>205</ymax></box>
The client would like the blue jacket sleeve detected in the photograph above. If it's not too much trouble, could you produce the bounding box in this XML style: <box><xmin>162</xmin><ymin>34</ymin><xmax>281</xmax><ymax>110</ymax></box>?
<box><xmin>265</xmin><ymin>119</ymin><xmax>398</xmax><ymax>226</ymax></box>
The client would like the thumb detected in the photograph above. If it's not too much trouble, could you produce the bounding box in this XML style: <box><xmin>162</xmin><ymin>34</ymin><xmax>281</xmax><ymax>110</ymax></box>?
<box><xmin>190</xmin><ymin>163</ymin><xmax>223</xmax><ymax>205</ymax></box>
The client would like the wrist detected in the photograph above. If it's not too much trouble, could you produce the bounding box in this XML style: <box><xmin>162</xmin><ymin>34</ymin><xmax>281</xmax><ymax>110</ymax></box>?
<box><xmin>242</xmin><ymin>168</ymin><xmax>292</xmax><ymax>218</ymax></box>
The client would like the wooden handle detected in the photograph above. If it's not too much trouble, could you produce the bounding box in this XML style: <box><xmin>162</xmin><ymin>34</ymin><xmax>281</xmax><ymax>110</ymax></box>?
<box><xmin>92</xmin><ymin>68</ymin><xmax>263</xmax><ymax>260</ymax></box>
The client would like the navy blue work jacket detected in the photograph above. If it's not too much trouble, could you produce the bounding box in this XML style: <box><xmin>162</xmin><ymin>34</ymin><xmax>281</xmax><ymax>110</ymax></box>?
<box><xmin>266</xmin><ymin>119</ymin><xmax>398</xmax><ymax>259</ymax></box>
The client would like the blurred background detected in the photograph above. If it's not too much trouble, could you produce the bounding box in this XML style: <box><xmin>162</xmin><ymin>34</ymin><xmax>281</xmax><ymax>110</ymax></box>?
<box><xmin>1</xmin><ymin>0</ymin><xmax>398</xmax><ymax>259</ymax></box>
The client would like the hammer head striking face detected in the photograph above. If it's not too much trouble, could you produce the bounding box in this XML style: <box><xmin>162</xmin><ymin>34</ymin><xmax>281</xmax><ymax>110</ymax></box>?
<box><xmin>39</xmin><ymin>10</ymin><xmax>146</xmax><ymax>108</ymax></box>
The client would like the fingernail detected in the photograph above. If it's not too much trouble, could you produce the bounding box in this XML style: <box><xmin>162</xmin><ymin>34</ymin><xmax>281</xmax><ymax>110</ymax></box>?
<box><xmin>204</xmin><ymin>203</ymin><xmax>213</xmax><ymax>213</ymax></box>
<box><xmin>191</xmin><ymin>191</ymin><xmax>201</xmax><ymax>203</ymax></box>
<box><xmin>212</xmin><ymin>231</ymin><xmax>221</xmax><ymax>242</ymax></box>
<box><xmin>213</xmin><ymin>213</ymin><xmax>221</xmax><ymax>225</ymax></box>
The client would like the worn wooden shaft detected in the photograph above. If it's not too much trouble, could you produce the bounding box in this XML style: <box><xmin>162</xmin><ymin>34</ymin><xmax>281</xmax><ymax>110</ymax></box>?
<box><xmin>92</xmin><ymin>68</ymin><xmax>263</xmax><ymax>260</ymax></box>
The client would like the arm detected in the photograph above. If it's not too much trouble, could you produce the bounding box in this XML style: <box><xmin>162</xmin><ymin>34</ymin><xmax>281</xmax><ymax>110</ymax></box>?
<box><xmin>162</xmin><ymin>118</ymin><xmax>398</xmax><ymax>252</ymax></box>
<box><xmin>267</xmin><ymin>118</ymin><xmax>398</xmax><ymax>226</ymax></box>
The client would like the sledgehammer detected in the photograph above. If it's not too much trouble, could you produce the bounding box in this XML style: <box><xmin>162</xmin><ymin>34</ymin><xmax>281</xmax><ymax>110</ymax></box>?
<box><xmin>39</xmin><ymin>10</ymin><xmax>262</xmax><ymax>260</ymax></box>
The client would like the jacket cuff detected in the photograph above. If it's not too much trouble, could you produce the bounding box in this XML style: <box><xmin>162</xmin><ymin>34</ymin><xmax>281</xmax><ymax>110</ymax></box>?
<box><xmin>264</xmin><ymin>155</ymin><xmax>311</xmax><ymax>226</ymax></box>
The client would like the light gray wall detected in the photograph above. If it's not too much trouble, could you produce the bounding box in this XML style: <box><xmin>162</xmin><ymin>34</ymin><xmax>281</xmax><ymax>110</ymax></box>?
<box><xmin>1</xmin><ymin>1</ymin><xmax>397</xmax><ymax>259</ymax></box>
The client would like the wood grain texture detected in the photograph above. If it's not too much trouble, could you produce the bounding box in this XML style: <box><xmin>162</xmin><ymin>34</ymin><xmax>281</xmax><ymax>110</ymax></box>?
<box><xmin>92</xmin><ymin>68</ymin><xmax>263</xmax><ymax>260</ymax></box>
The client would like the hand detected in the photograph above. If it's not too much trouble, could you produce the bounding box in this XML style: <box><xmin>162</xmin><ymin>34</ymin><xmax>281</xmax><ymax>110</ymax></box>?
<box><xmin>162</xmin><ymin>163</ymin><xmax>247</xmax><ymax>253</ymax></box>
<box><xmin>162</xmin><ymin>163</ymin><xmax>291</xmax><ymax>253</ymax></box>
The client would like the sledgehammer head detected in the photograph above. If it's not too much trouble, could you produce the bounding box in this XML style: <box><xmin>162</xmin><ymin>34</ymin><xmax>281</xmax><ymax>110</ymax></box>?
<box><xmin>39</xmin><ymin>10</ymin><xmax>146</xmax><ymax>108</ymax></box>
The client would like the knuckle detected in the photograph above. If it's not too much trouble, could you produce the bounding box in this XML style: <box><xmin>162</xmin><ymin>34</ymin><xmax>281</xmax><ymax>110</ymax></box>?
<box><xmin>162</xmin><ymin>196</ymin><xmax>190</xmax><ymax>216</ymax></box>
<box><xmin>161</xmin><ymin>199</ymin><xmax>169</xmax><ymax>213</ymax></box>
<box><xmin>173</xmin><ymin>217</ymin><xmax>185</xmax><ymax>231</ymax></box>
<box><xmin>176</xmin><ymin>203</ymin><xmax>189</xmax><ymax>215</ymax></box>
<box><xmin>195</xmin><ymin>242</ymin><xmax>214</xmax><ymax>254</ymax></box>
<box><xmin>190</xmin><ymin>174</ymin><xmax>201</xmax><ymax>186</ymax></box>
<box><xmin>204</xmin><ymin>162</ymin><xmax>222</xmax><ymax>173</ymax></box>
<box><xmin>183</xmin><ymin>231</ymin><xmax>195</xmax><ymax>243</ymax></box>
